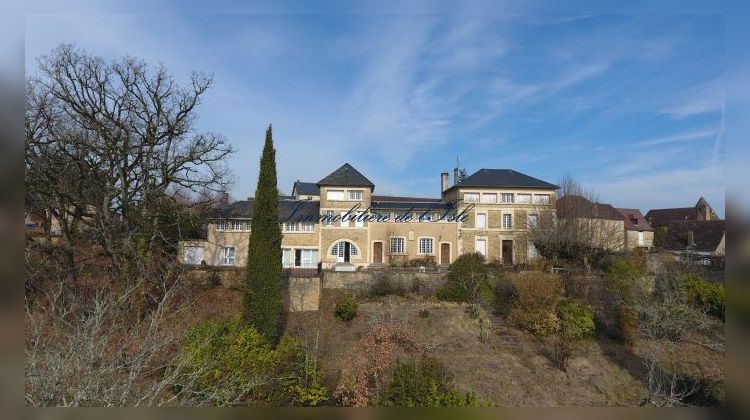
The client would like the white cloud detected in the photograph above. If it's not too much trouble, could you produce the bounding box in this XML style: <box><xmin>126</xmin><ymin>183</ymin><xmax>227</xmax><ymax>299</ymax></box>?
<box><xmin>635</xmin><ymin>127</ymin><xmax>720</xmax><ymax>147</ymax></box>
<box><xmin>660</xmin><ymin>79</ymin><xmax>724</xmax><ymax>118</ymax></box>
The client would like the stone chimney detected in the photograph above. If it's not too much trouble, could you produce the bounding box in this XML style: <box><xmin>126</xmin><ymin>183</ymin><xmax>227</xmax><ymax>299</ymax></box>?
<box><xmin>441</xmin><ymin>172</ymin><xmax>450</xmax><ymax>193</ymax></box>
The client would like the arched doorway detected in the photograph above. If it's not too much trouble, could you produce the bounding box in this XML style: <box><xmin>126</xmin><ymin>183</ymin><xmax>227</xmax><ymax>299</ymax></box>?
<box><xmin>330</xmin><ymin>240</ymin><xmax>359</xmax><ymax>263</ymax></box>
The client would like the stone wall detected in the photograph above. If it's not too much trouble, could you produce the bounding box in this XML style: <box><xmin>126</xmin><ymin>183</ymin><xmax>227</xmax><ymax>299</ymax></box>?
<box><xmin>322</xmin><ymin>269</ymin><xmax>448</xmax><ymax>297</ymax></box>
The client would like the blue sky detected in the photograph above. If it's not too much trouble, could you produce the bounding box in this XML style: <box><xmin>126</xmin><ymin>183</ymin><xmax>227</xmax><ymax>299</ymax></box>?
<box><xmin>25</xmin><ymin>13</ymin><xmax>725</xmax><ymax>216</ymax></box>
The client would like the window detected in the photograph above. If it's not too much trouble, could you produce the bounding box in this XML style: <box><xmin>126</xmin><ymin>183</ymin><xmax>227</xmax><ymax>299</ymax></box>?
<box><xmin>501</xmin><ymin>193</ymin><xmax>514</xmax><ymax>203</ymax></box>
<box><xmin>300</xmin><ymin>249</ymin><xmax>319</xmax><ymax>267</ymax></box>
<box><xmin>418</xmin><ymin>238</ymin><xmax>433</xmax><ymax>255</ymax></box>
<box><xmin>183</xmin><ymin>246</ymin><xmax>204</xmax><ymax>265</ymax></box>
<box><xmin>216</xmin><ymin>221</ymin><xmax>228</xmax><ymax>231</ymax></box>
<box><xmin>390</xmin><ymin>237</ymin><xmax>405</xmax><ymax>254</ymax></box>
<box><xmin>516</xmin><ymin>194</ymin><xmax>531</xmax><ymax>204</ymax></box>
<box><xmin>282</xmin><ymin>248</ymin><xmax>293</xmax><ymax>267</ymax></box>
<box><xmin>284</xmin><ymin>222</ymin><xmax>299</xmax><ymax>232</ymax></box>
<box><xmin>463</xmin><ymin>193</ymin><xmax>479</xmax><ymax>203</ymax></box>
<box><xmin>475</xmin><ymin>239</ymin><xmax>487</xmax><ymax>256</ymax></box>
<box><xmin>301</xmin><ymin>222</ymin><xmax>315</xmax><ymax>232</ymax></box>
<box><xmin>348</xmin><ymin>190</ymin><xmax>363</xmax><ymax>200</ymax></box>
<box><xmin>528</xmin><ymin>213</ymin><xmax>538</xmax><ymax>228</ymax></box>
<box><xmin>481</xmin><ymin>193</ymin><xmax>497</xmax><ymax>203</ymax></box>
<box><xmin>528</xmin><ymin>241</ymin><xmax>539</xmax><ymax>259</ymax></box>
<box><xmin>638</xmin><ymin>231</ymin><xmax>644</xmax><ymax>246</ymax></box>
<box><xmin>355</xmin><ymin>212</ymin><xmax>364</xmax><ymax>228</ymax></box>
<box><xmin>476</xmin><ymin>213</ymin><xmax>487</xmax><ymax>229</ymax></box>
<box><xmin>331</xmin><ymin>241</ymin><xmax>358</xmax><ymax>257</ymax></box>
<box><xmin>327</xmin><ymin>190</ymin><xmax>345</xmax><ymax>201</ymax></box>
<box><xmin>340</xmin><ymin>211</ymin><xmax>349</xmax><ymax>227</ymax></box>
<box><xmin>230</xmin><ymin>220</ymin><xmax>249</xmax><ymax>231</ymax></box>
<box><xmin>502</xmin><ymin>214</ymin><xmax>513</xmax><ymax>229</ymax></box>
<box><xmin>325</xmin><ymin>210</ymin><xmax>334</xmax><ymax>226</ymax></box>
<box><xmin>534</xmin><ymin>194</ymin><xmax>550</xmax><ymax>205</ymax></box>
<box><xmin>221</xmin><ymin>246</ymin><xmax>236</xmax><ymax>266</ymax></box>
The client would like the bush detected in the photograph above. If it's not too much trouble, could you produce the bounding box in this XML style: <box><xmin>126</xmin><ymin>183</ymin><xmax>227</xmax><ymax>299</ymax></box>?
<box><xmin>370</xmin><ymin>273</ymin><xmax>407</xmax><ymax>297</ymax></box>
<box><xmin>171</xmin><ymin>321</ymin><xmax>327</xmax><ymax>406</ymax></box>
<box><xmin>377</xmin><ymin>356</ymin><xmax>479</xmax><ymax>407</ymax></box>
<box><xmin>617</xmin><ymin>305</ymin><xmax>638</xmax><ymax>348</ymax></box>
<box><xmin>684</xmin><ymin>274</ymin><xmax>725</xmax><ymax>320</ymax></box>
<box><xmin>335</xmin><ymin>294</ymin><xmax>358</xmax><ymax>322</ymax></box>
<box><xmin>557</xmin><ymin>300</ymin><xmax>595</xmax><ymax>339</ymax></box>
<box><xmin>436</xmin><ymin>253</ymin><xmax>488</xmax><ymax>304</ymax></box>
<box><xmin>435</xmin><ymin>281</ymin><xmax>468</xmax><ymax>302</ymax></box>
<box><xmin>491</xmin><ymin>275</ymin><xmax>516</xmax><ymax>316</ymax></box>
<box><xmin>605</xmin><ymin>257</ymin><xmax>645</xmax><ymax>304</ymax></box>
<box><xmin>418</xmin><ymin>309</ymin><xmax>430</xmax><ymax>318</ymax></box>
<box><xmin>407</xmin><ymin>256</ymin><xmax>437</xmax><ymax>269</ymax></box>
<box><xmin>507</xmin><ymin>273</ymin><xmax>563</xmax><ymax>336</ymax></box>
<box><xmin>550</xmin><ymin>337</ymin><xmax>574</xmax><ymax>371</ymax></box>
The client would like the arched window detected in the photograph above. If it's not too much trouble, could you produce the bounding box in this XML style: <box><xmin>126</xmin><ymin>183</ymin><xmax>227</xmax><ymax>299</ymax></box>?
<box><xmin>330</xmin><ymin>241</ymin><xmax>359</xmax><ymax>257</ymax></box>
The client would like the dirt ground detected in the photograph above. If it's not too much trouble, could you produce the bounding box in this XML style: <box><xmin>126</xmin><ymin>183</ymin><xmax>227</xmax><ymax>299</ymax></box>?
<box><xmin>187</xmin><ymin>286</ymin><xmax>724</xmax><ymax>407</ymax></box>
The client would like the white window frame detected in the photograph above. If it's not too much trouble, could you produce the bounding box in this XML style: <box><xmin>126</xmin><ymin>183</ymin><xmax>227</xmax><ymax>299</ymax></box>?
<box><xmin>389</xmin><ymin>237</ymin><xmax>406</xmax><ymax>255</ymax></box>
<box><xmin>348</xmin><ymin>190</ymin><xmax>363</xmax><ymax>201</ymax></box>
<box><xmin>301</xmin><ymin>222</ymin><xmax>315</xmax><ymax>232</ymax></box>
<box><xmin>327</xmin><ymin>190</ymin><xmax>345</xmax><ymax>201</ymax></box>
<box><xmin>481</xmin><ymin>193</ymin><xmax>497</xmax><ymax>203</ymax></box>
<box><xmin>534</xmin><ymin>194</ymin><xmax>550</xmax><ymax>205</ymax></box>
<box><xmin>528</xmin><ymin>241</ymin><xmax>539</xmax><ymax>259</ymax></box>
<box><xmin>284</xmin><ymin>222</ymin><xmax>300</xmax><ymax>232</ymax></box>
<box><xmin>355</xmin><ymin>212</ymin><xmax>364</xmax><ymax>228</ymax></box>
<box><xmin>221</xmin><ymin>246</ymin><xmax>236</xmax><ymax>266</ymax></box>
<box><xmin>638</xmin><ymin>231</ymin><xmax>645</xmax><ymax>246</ymax></box>
<box><xmin>501</xmin><ymin>193</ymin><xmax>514</xmax><ymax>203</ymax></box>
<box><xmin>476</xmin><ymin>212</ymin><xmax>487</xmax><ymax>229</ymax></box>
<box><xmin>502</xmin><ymin>213</ymin><xmax>513</xmax><ymax>229</ymax></box>
<box><xmin>331</xmin><ymin>241</ymin><xmax>359</xmax><ymax>257</ymax></box>
<box><xmin>463</xmin><ymin>193</ymin><xmax>480</xmax><ymax>203</ymax></box>
<box><xmin>418</xmin><ymin>237</ymin><xmax>434</xmax><ymax>255</ymax></box>
<box><xmin>325</xmin><ymin>210</ymin><xmax>334</xmax><ymax>226</ymax></box>
<box><xmin>216</xmin><ymin>221</ymin><xmax>228</xmax><ymax>231</ymax></box>
<box><xmin>475</xmin><ymin>238</ymin><xmax>487</xmax><ymax>256</ymax></box>
<box><xmin>516</xmin><ymin>194</ymin><xmax>531</xmax><ymax>204</ymax></box>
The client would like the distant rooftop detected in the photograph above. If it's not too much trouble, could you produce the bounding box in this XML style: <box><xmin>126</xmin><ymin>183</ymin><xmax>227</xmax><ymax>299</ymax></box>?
<box><xmin>292</xmin><ymin>181</ymin><xmax>320</xmax><ymax>196</ymax></box>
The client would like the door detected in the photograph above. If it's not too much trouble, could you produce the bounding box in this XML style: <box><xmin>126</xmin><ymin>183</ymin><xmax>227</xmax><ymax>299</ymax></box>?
<box><xmin>502</xmin><ymin>240</ymin><xmax>513</xmax><ymax>265</ymax></box>
<box><xmin>373</xmin><ymin>242</ymin><xmax>383</xmax><ymax>264</ymax></box>
<box><xmin>440</xmin><ymin>243</ymin><xmax>450</xmax><ymax>265</ymax></box>
<box><xmin>344</xmin><ymin>242</ymin><xmax>351</xmax><ymax>263</ymax></box>
<box><xmin>475</xmin><ymin>239</ymin><xmax>486</xmax><ymax>256</ymax></box>
<box><xmin>638</xmin><ymin>231</ymin><xmax>644</xmax><ymax>246</ymax></box>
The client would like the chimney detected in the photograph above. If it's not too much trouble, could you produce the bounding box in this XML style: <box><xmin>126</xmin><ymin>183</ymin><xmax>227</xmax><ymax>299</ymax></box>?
<box><xmin>687</xmin><ymin>230</ymin><xmax>695</xmax><ymax>247</ymax></box>
<box><xmin>441</xmin><ymin>172</ymin><xmax>450</xmax><ymax>193</ymax></box>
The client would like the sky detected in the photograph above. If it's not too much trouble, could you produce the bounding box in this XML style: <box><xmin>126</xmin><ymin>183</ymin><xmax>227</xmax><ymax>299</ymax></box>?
<box><xmin>25</xmin><ymin>12</ymin><xmax>725</xmax><ymax>216</ymax></box>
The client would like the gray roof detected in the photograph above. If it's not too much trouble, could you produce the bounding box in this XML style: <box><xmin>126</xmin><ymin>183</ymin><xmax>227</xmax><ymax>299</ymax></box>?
<box><xmin>662</xmin><ymin>220</ymin><xmax>725</xmax><ymax>253</ymax></box>
<box><xmin>292</xmin><ymin>181</ymin><xmax>320</xmax><ymax>196</ymax></box>
<box><xmin>317</xmin><ymin>163</ymin><xmax>374</xmax><ymax>190</ymax></box>
<box><xmin>212</xmin><ymin>198</ymin><xmax>320</xmax><ymax>221</ymax></box>
<box><xmin>449</xmin><ymin>169</ymin><xmax>558</xmax><ymax>190</ymax></box>
<box><xmin>371</xmin><ymin>199</ymin><xmax>456</xmax><ymax>211</ymax></box>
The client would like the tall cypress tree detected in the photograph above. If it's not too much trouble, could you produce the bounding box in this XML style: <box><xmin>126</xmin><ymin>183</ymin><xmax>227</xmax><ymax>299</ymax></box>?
<box><xmin>243</xmin><ymin>125</ymin><xmax>283</xmax><ymax>341</ymax></box>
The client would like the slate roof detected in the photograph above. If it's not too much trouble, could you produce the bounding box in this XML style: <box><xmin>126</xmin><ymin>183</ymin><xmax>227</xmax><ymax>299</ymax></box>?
<box><xmin>371</xmin><ymin>195</ymin><xmax>442</xmax><ymax>203</ymax></box>
<box><xmin>371</xmin><ymin>198</ymin><xmax>456</xmax><ymax>211</ymax></box>
<box><xmin>211</xmin><ymin>198</ymin><xmax>320</xmax><ymax>220</ymax></box>
<box><xmin>645</xmin><ymin>207</ymin><xmax>699</xmax><ymax>228</ymax></box>
<box><xmin>616</xmin><ymin>208</ymin><xmax>654</xmax><ymax>232</ymax></box>
<box><xmin>556</xmin><ymin>195</ymin><xmax>623</xmax><ymax>220</ymax></box>
<box><xmin>292</xmin><ymin>181</ymin><xmax>320</xmax><ymax>196</ymax></box>
<box><xmin>661</xmin><ymin>220</ymin><xmax>725</xmax><ymax>253</ymax></box>
<box><xmin>317</xmin><ymin>163</ymin><xmax>375</xmax><ymax>190</ymax></box>
<box><xmin>447</xmin><ymin>169</ymin><xmax>559</xmax><ymax>191</ymax></box>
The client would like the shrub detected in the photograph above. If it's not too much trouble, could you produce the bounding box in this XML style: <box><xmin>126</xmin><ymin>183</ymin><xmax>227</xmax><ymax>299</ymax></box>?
<box><xmin>684</xmin><ymin>274</ymin><xmax>725</xmax><ymax>320</ymax></box>
<box><xmin>377</xmin><ymin>356</ymin><xmax>479</xmax><ymax>407</ymax></box>
<box><xmin>557</xmin><ymin>300</ymin><xmax>595</xmax><ymax>339</ymax></box>
<box><xmin>617</xmin><ymin>305</ymin><xmax>638</xmax><ymax>348</ymax></box>
<box><xmin>491</xmin><ymin>275</ymin><xmax>516</xmax><ymax>316</ymax></box>
<box><xmin>171</xmin><ymin>321</ymin><xmax>327</xmax><ymax>406</ymax></box>
<box><xmin>507</xmin><ymin>273</ymin><xmax>563</xmax><ymax>336</ymax></box>
<box><xmin>550</xmin><ymin>337</ymin><xmax>574</xmax><ymax>371</ymax></box>
<box><xmin>407</xmin><ymin>256</ymin><xmax>437</xmax><ymax>269</ymax></box>
<box><xmin>604</xmin><ymin>257</ymin><xmax>645</xmax><ymax>304</ymax></box>
<box><xmin>334</xmin><ymin>293</ymin><xmax>358</xmax><ymax>322</ymax></box>
<box><xmin>370</xmin><ymin>273</ymin><xmax>407</xmax><ymax>297</ymax></box>
<box><xmin>436</xmin><ymin>253</ymin><xmax>489</xmax><ymax>304</ymax></box>
<box><xmin>418</xmin><ymin>309</ymin><xmax>430</xmax><ymax>318</ymax></box>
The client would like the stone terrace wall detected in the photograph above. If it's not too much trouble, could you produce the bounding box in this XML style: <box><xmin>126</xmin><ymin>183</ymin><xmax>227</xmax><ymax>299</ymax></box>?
<box><xmin>323</xmin><ymin>269</ymin><xmax>448</xmax><ymax>297</ymax></box>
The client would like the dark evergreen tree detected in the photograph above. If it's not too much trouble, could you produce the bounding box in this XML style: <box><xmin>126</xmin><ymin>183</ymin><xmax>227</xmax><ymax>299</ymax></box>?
<box><xmin>243</xmin><ymin>125</ymin><xmax>283</xmax><ymax>342</ymax></box>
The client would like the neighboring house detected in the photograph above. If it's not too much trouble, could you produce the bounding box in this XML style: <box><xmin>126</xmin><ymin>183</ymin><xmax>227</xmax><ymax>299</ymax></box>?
<box><xmin>645</xmin><ymin>197</ymin><xmax>722</xmax><ymax>249</ymax></box>
<box><xmin>180</xmin><ymin>163</ymin><xmax>559</xmax><ymax>269</ymax></box>
<box><xmin>660</xmin><ymin>220</ymin><xmax>725</xmax><ymax>266</ymax></box>
<box><xmin>645</xmin><ymin>196</ymin><xmax>720</xmax><ymax>228</ymax></box>
<box><xmin>555</xmin><ymin>195</ymin><xmax>626</xmax><ymax>252</ymax></box>
<box><xmin>615</xmin><ymin>208</ymin><xmax>654</xmax><ymax>250</ymax></box>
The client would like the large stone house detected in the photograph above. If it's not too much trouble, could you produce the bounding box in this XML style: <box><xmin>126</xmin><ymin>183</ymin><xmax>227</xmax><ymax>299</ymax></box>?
<box><xmin>180</xmin><ymin>163</ymin><xmax>559</xmax><ymax>269</ymax></box>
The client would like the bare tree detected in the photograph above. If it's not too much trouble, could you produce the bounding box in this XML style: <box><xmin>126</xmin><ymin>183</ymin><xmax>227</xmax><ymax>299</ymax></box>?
<box><xmin>25</xmin><ymin>44</ymin><xmax>233</xmax><ymax>274</ymax></box>
<box><xmin>528</xmin><ymin>175</ymin><xmax>624</xmax><ymax>271</ymax></box>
